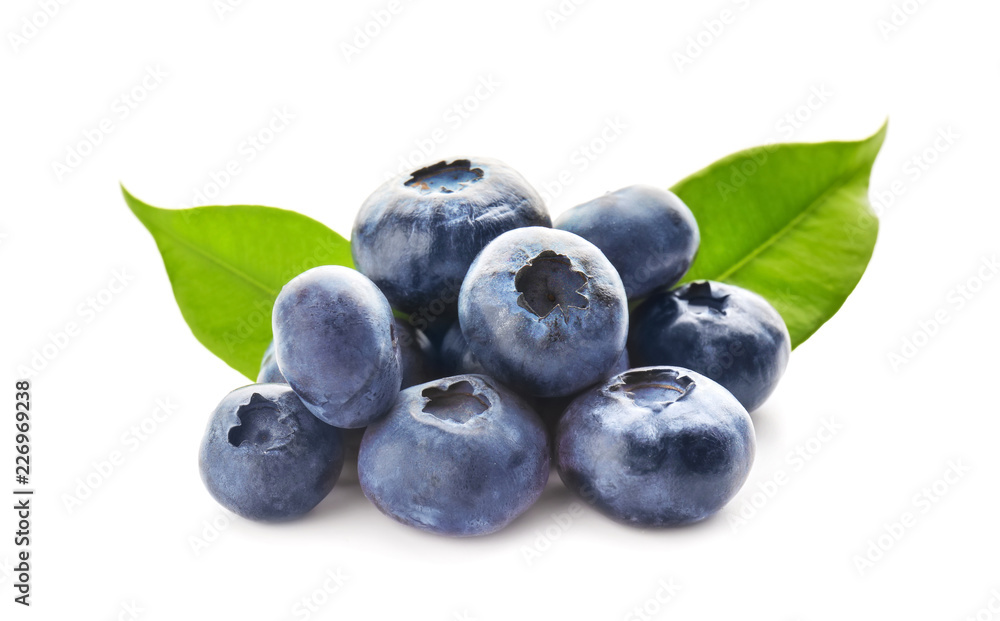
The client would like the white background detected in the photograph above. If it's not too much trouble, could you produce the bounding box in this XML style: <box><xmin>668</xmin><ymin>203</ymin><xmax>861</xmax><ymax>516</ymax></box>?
<box><xmin>2</xmin><ymin>0</ymin><xmax>999</xmax><ymax>619</ymax></box>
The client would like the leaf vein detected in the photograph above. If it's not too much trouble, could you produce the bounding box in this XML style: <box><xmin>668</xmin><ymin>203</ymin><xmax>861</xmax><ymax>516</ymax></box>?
<box><xmin>712</xmin><ymin>165</ymin><xmax>866</xmax><ymax>282</ymax></box>
<box><xmin>150</xmin><ymin>216</ymin><xmax>277</xmax><ymax>298</ymax></box>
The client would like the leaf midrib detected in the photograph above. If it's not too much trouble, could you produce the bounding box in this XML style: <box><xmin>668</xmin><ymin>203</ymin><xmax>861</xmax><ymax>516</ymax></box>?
<box><xmin>709</xmin><ymin>164</ymin><xmax>865</xmax><ymax>283</ymax></box>
<box><xmin>146</xmin><ymin>212</ymin><xmax>276</xmax><ymax>298</ymax></box>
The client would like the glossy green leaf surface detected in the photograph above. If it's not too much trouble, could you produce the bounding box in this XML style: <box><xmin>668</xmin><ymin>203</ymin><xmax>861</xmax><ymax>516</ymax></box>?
<box><xmin>123</xmin><ymin>187</ymin><xmax>352</xmax><ymax>379</ymax></box>
<box><xmin>672</xmin><ymin>123</ymin><xmax>887</xmax><ymax>347</ymax></box>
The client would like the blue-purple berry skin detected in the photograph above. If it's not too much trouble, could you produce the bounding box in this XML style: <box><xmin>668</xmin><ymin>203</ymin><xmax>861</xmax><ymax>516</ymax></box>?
<box><xmin>199</xmin><ymin>383</ymin><xmax>344</xmax><ymax>522</ymax></box>
<box><xmin>359</xmin><ymin>374</ymin><xmax>550</xmax><ymax>537</ymax></box>
<box><xmin>459</xmin><ymin>227</ymin><xmax>629</xmax><ymax>398</ymax></box>
<box><xmin>352</xmin><ymin>158</ymin><xmax>551</xmax><ymax>315</ymax></box>
<box><xmin>557</xmin><ymin>366</ymin><xmax>755</xmax><ymax>526</ymax></box>
<box><xmin>256</xmin><ymin>341</ymin><xmax>286</xmax><ymax>385</ymax></box>
<box><xmin>272</xmin><ymin>266</ymin><xmax>400</xmax><ymax>428</ymax></box>
<box><xmin>555</xmin><ymin>185</ymin><xmax>699</xmax><ymax>299</ymax></box>
<box><xmin>629</xmin><ymin>281</ymin><xmax>790</xmax><ymax>412</ymax></box>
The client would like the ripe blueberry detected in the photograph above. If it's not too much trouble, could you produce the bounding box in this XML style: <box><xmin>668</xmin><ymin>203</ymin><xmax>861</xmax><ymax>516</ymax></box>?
<box><xmin>532</xmin><ymin>347</ymin><xmax>631</xmax><ymax>445</ymax></box>
<box><xmin>556</xmin><ymin>366</ymin><xmax>755</xmax><ymax>526</ymax></box>
<box><xmin>272</xmin><ymin>265</ymin><xmax>400</xmax><ymax>428</ymax></box>
<box><xmin>555</xmin><ymin>185</ymin><xmax>699</xmax><ymax>299</ymax></box>
<box><xmin>256</xmin><ymin>340</ymin><xmax>286</xmax><ymax>385</ymax></box>
<box><xmin>459</xmin><ymin>227</ymin><xmax>628</xmax><ymax>398</ymax></box>
<box><xmin>628</xmin><ymin>281</ymin><xmax>790</xmax><ymax>412</ymax></box>
<box><xmin>438</xmin><ymin>321</ymin><xmax>486</xmax><ymax>376</ymax></box>
<box><xmin>261</xmin><ymin>317</ymin><xmax>433</xmax><ymax>391</ymax></box>
<box><xmin>358</xmin><ymin>374</ymin><xmax>549</xmax><ymax>536</ymax></box>
<box><xmin>352</xmin><ymin>158</ymin><xmax>550</xmax><ymax>317</ymax></box>
<box><xmin>199</xmin><ymin>383</ymin><xmax>345</xmax><ymax>522</ymax></box>
<box><xmin>394</xmin><ymin>318</ymin><xmax>439</xmax><ymax>389</ymax></box>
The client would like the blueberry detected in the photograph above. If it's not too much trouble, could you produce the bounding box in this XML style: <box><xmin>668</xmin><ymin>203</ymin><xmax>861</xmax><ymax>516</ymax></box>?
<box><xmin>395</xmin><ymin>318</ymin><xmax>438</xmax><ymax>389</ymax></box>
<box><xmin>556</xmin><ymin>367</ymin><xmax>755</xmax><ymax>526</ymax></box>
<box><xmin>533</xmin><ymin>347</ymin><xmax>631</xmax><ymax>435</ymax></box>
<box><xmin>256</xmin><ymin>341</ymin><xmax>286</xmax><ymax>385</ymax></box>
<box><xmin>352</xmin><ymin>158</ymin><xmax>551</xmax><ymax>318</ymax></box>
<box><xmin>199</xmin><ymin>383</ymin><xmax>344</xmax><ymax>522</ymax></box>
<box><xmin>459</xmin><ymin>227</ymin><xmax>629</xmax><ymax>398</ymax></box>
<box><xmin>555</xmin><ymin>186</ymin><xmax>699</xmax><ymax>299</ymax></box>
<box><xmin>628</xmin><ymin>281</ymin><xmax>790</xmax><ymax>412</ymax></box>
<box><xmin>438</xmin><ymin>322</ymin><xmax>486</xmax><ymax>376</ymax></box>
<box><xmin>264</xmin><ymin>320</ymin><xmax>431</xmax><ymax>390</ymax></box>
<box><xmin>358</xmin><ymin>374</ymin><xmax>549</xmax><ymax>537</ymax></box>
<box><xmin>273</xmin><ymin>266</ymin><xmax>401</xmax><ymax>428</ymax></box>
<box><xmin>437</xmin><ymin>326</ymin><xmax>629</xmax><ymax>441</ymax></box>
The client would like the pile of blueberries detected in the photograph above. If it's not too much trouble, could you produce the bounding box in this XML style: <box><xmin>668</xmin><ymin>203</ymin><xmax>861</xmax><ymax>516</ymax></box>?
<box><xmin>199</xmin><ymin>158</ymin><xmax>791</xmax><ymax>536</ymax></box>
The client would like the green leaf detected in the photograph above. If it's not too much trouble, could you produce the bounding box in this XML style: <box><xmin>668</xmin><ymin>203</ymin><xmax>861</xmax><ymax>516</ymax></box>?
<box><xmin>123</xmin><ymin>187</ymin><xmax>353</xmax><ymax>379</ymax></box>
<box><xmin>671</xmin><ymin>123</ymin><xmax>887</xmax><ymax>348</ymax></box>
